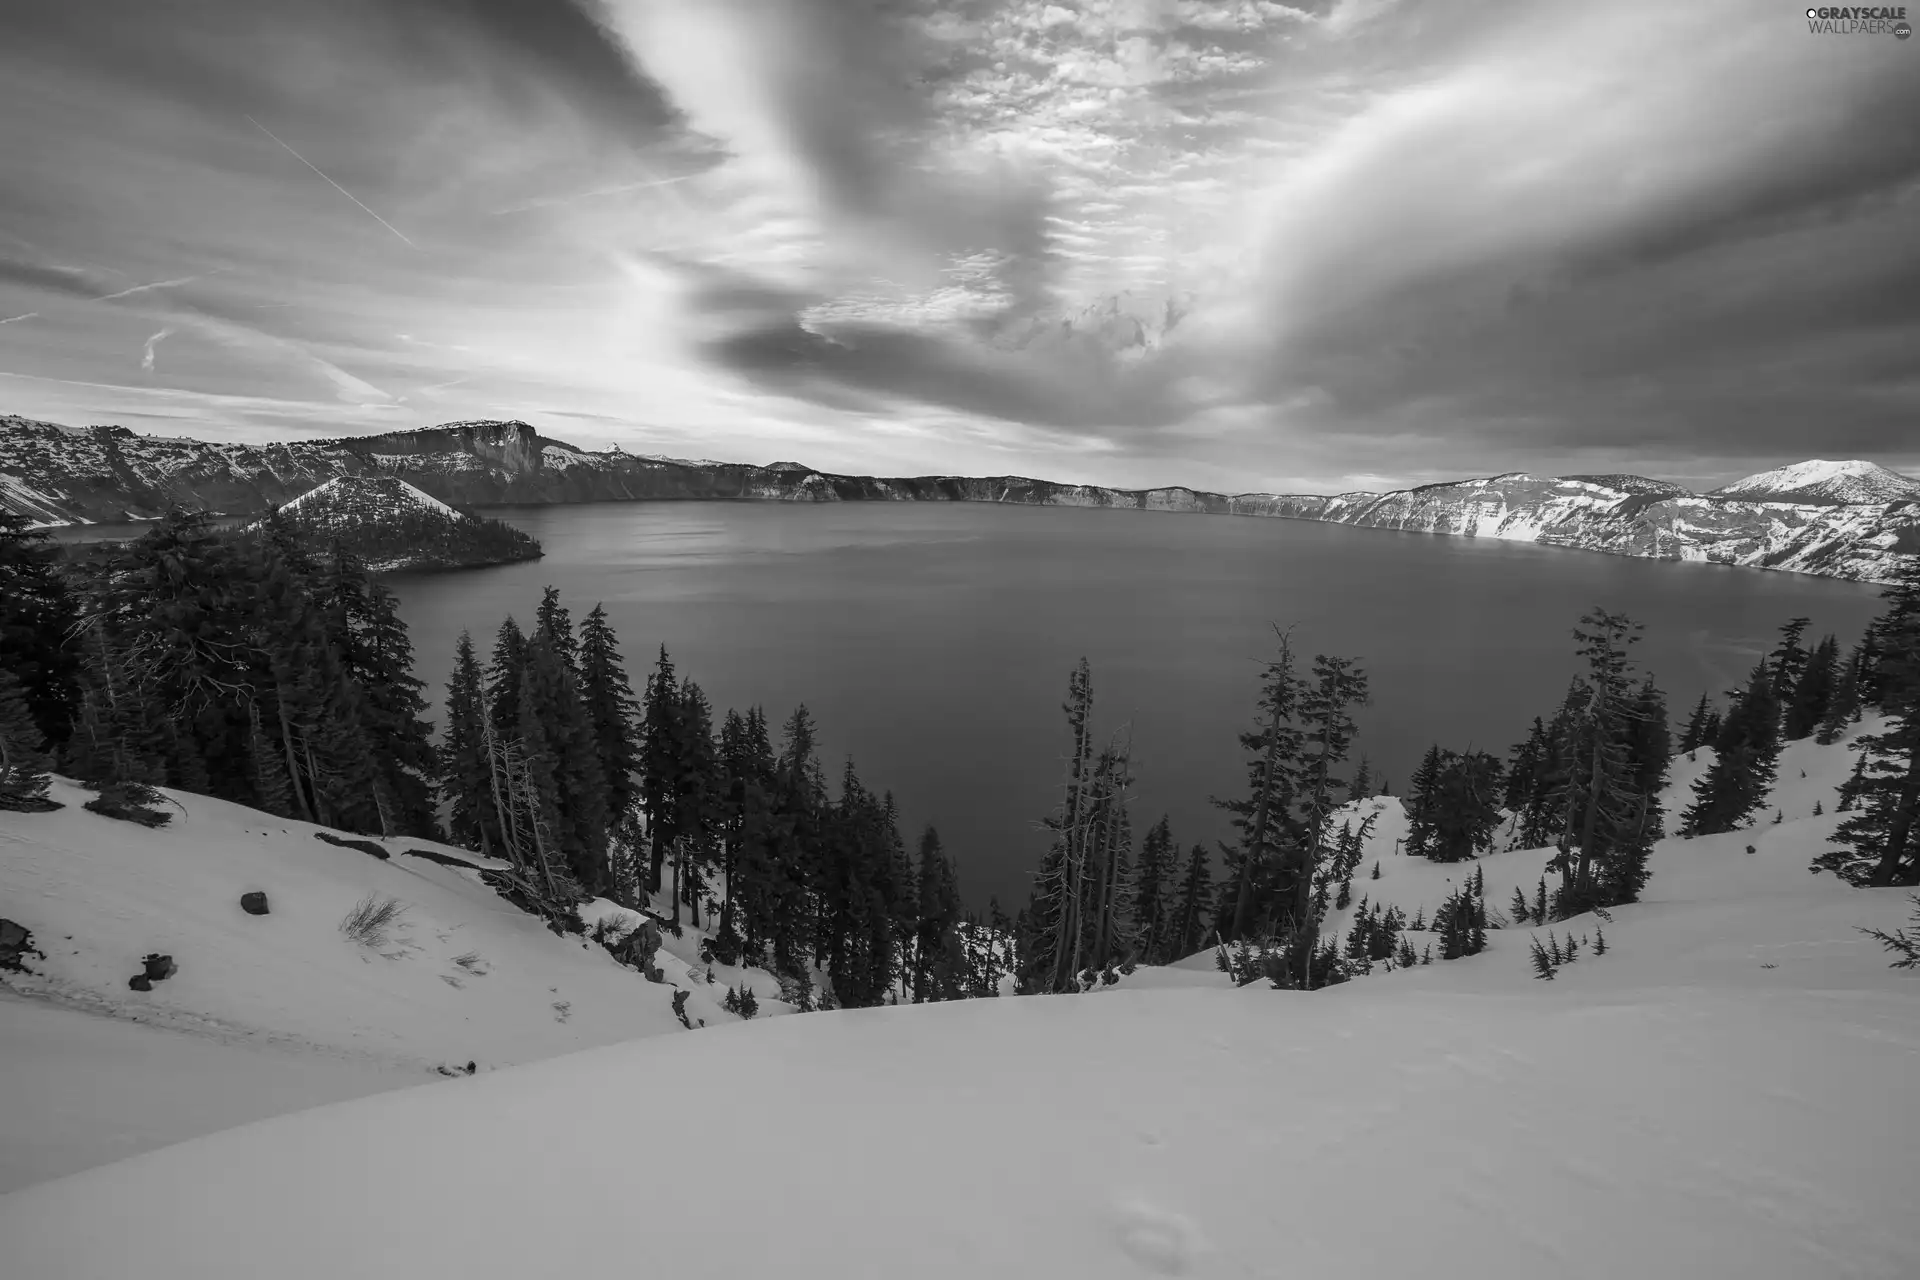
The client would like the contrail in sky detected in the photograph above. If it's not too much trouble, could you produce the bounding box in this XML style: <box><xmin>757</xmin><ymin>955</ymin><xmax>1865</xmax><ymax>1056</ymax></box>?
<box><xmin>492</xmin><ymin>174</ymin><xmax>695</xmax><ymax>215</ymax></box>
<box><xmin>244</xmin><ymin>114</ymin><xmax>415</xmax><ymax>247</ymax></box>
<box><xmin>0</xmin><ymin>312</ymin><xmax>38</xmax><ymax>325</ymax></box>
<box><xmin>92</xmin><ymin>275</ymin><xmax>198</xmax><ymax>302</ymax></box>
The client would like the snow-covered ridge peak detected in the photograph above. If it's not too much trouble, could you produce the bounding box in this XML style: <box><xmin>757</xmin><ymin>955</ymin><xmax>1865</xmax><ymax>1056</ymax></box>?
<box><xmin>276</xmin><ymin>475</ymin><xmax>461</xmax><ymax>521</ymax></box>
<box><xmin>1711</xmin><ymin>459</ymin><xmax>1920</xmax><ymax>505</ymax></box>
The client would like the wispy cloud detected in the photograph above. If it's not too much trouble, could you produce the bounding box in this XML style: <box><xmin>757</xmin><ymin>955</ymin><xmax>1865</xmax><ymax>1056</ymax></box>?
<box><xmin>0</xmin><ymin>312</ymin><xmax>38</xmax><ymax>326</ymax></box>
<box><xmin>139</xmin><ymin>325</ymin><xmax>174</xmax><ymax>371</ymax></box>
<box><xmin>93</xmin><ymin>275</ymin><xmax>199</xmax><ymax>303</ymax></box>
<box><xmin>0</xmin><ymin>0</ymin><xmax>1914</xmax><ymax>490</ymax></box>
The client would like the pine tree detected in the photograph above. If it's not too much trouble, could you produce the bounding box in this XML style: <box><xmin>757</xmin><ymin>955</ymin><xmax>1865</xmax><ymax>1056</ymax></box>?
<box><xmin>1680</xmin><ymin>664</ymin><xmax>1782</xmax><ymax>837</ymax></box>
<box><xmin>1818</xmin><ymin>644</ymin><xmax>1865</xmax><ymax>744</ymax></box>
<box><xmin>441</xmin><ymin>633</ymin><xmax>496</xmax><ymax>853</ymax></box>
<box><xmin>1169</xmin><ymin>843</ymin><xmax>1214</xmax><ymax>961</ymax></box>
<box><xmin>533</xmin><ymin>586</ymin><xmax>580</xmax><ymax>677</ymax></box>
<box><xmin>1785</xmin><ymin>635</ymin><xmax>1840</xmax><ymax>742</ymax></box>
<box><xmin>1813</xmin><ymin>555</ymin><xmax>1920</xmax><ymax>887</ymax></box>
<box><xmin>578</xmin><ymin>605</ymin><xmax>642</xmax><ymax>847</ymax></box>
<box><xmin>1528</xmin><ymin>936</ymin><xmax>1556</xmax><ymax>980</ymax></box>
<box><xmin>1768</xmin><ymin>617</ymin><xmax>1812</xmax><ymax>710</ymax></box>
<box><xmin>1678</xmin><ymin>693</ymin><xmax>1712</xmax><ymax>755</ymax></box>
<box><xmin>1134</xmin><ymin>816</ymin><xmax>1176</xmax><ymax>964</ymax></box>
<box><xmin>1505</xmin><ymin>718</ymin><xmax>1549</xmax><ymax>809</ymax></box>
<box><xmin>1212</xmin><ymin>629</ymin><xmax>1305</xmax><ymax>945</ymax></box>
<box><xmin>640</xmin><ymin>646</ymin><xmax>683</xmax><ymax>898</ymax></box>
<box><xmin>0</xmin><ymin>509</ymin><xmax>83</xmax><ymax>750</ymax></box>
<box><xmin>1411</xmin><ymin>748</ymin><xmax>1505</xmax><ymax>863</ymax></box>
<box><xmin>1548</xmin><ymin>610</ymin><xmax>1661</xmax><ymax>913</ymax></box>
<box><xmin>0</xmin><ymin>667</ymin><xmax>57</xmax><ymax>811</ymax></box>
<box><xmin>1349</xmin><ymin>754</ymin><xmax>1373</xmax><ymax>804</ymax></box>
<box><xmin>913</xmin><ymin>826</ymin><xmax>966</xmax><ymax>1001</ymax></box>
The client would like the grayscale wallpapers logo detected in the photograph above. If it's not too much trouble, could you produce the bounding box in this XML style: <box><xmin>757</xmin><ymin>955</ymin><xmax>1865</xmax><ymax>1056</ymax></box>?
<box><xmin>1805</xmin><ymin>5</ymin><xmax>1912</xmax><ymax>35</ymax></box>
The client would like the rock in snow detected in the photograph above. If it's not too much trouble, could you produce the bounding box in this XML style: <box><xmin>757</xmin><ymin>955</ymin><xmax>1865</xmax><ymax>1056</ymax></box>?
<box><xmin>239</xmin><ymin>892</ymin><xmax>269</xmax><ymax>916</ymax></box>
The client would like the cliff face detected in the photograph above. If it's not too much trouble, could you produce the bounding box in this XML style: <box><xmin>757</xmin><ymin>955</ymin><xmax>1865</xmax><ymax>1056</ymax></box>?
<box><xmin>4</xmin><ymin>415</ymin><xmax>1915</xmax><ymax>584</ymax></box>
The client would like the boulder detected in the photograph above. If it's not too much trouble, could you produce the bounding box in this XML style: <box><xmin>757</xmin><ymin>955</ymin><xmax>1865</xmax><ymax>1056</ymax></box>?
<box><xmin>0</xmin><ymin>918</ymin><xmax>42</xmax><ymax>974</ymax></box>
<box><xmin>128</xmin><ymin>974</ymin><xmax>152</xmax><ymax>991</ymax></box>
<box><xmin>141</xmin><ymin>953</ymin><xmax>177</xmax><ymax>981</ymax></box>
<box><xmin>240</xmin><ymin>891</ymin><xmax>270</xmax><ymax>916</ymax></box>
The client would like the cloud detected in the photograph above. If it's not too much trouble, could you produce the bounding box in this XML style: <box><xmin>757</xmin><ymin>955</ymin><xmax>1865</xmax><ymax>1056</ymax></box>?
<box><xmin>140</xmin><ymin>326</ymin><xmax>174</xmax><ymax>372</ymax></box>
<box><xmin>1</xmin><ymin>0</ymin><xmax>1916</xmax><ymax>490</ymax></box>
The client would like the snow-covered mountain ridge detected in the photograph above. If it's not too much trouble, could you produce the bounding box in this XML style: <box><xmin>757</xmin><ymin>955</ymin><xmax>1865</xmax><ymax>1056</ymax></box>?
<box><xmin>1710</xmin><ymin>458</ymin><xmax>1920</xmax><ymax>505</ymax></box>
<box><xmin>4</xmin><ymin>414</ymin><xmax>1917</xmax><ymax>582</ymax></box>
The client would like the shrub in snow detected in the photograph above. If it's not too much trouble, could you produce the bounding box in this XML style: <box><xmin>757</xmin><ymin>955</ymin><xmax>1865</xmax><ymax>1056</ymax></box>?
<box><xmin>671</xmin><ymin>990</ymin><xmax>694</xmax><ymax>1030</ymax></box>
<box><xmin>142</xmin><ymin>953</ymin><xmax>177</xmax><ymax>981</ymax></box>
<box><xmin>83</xmin><ymin>779</ymin><xmax>170</xmax><ymax>827</ymax></box>
<box><xmin>1528</xmin><ymin>936</ymin><xmax>1557</xmax><ymax>980</ymax></box>
<box><xmin>1859</xmin><ymin>894</ymin><xmax>1920</xmax><ymax>970</ymax></box>
<box><xmin>339</xmin><ymin>894</ymin><xmax>408</xmax><ymax>949</ymax></box>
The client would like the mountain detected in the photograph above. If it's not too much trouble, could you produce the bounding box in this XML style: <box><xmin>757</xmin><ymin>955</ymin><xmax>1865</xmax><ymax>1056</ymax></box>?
<box><xmin>4</xmin><ymin>414</ymin><xmax>1917</xmax><ymax>583</ymax></box>
<box><xmin>3</xmin><ymin>725</ymin><xmax>1917</xmax><ymax>1275</ymax></box>
<box><xmin>261</xmin><ymin>475</ymin><xmax>543</xmax><ymax>572</ymax></box>
<box><xmin>1709</xmin><ymin>458</ymin><xmax>1920</xmax><ymax>506</ymax></box>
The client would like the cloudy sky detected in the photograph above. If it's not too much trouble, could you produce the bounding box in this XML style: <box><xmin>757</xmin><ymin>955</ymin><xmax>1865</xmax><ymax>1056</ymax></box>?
<box><xmin>1</xmin><ymin>0</ymin><xmax>1916</xmax><ymax>494</ymax></box>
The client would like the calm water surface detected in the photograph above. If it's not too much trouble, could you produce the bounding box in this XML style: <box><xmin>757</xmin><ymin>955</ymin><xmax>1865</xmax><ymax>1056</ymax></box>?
<box><xmin>384</xmin><ymin>501</ymin><xmax>1886</xmax><ymax>908</ymax></box>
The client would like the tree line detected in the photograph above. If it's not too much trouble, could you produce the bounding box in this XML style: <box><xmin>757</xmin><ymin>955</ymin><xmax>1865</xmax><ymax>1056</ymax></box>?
<box><xmin>3</xmin><ymin>506</ymin><xmax>1916</xmax><ymax>1010</ymax></box>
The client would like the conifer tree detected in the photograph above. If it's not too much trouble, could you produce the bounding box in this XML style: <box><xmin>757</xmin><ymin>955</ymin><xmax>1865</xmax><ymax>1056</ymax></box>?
<box><xmin>1169</xmin><ymin>843</ymin><xmax>1214</xmax><ymax>960</ymax></box>
<box><xmin>1134</xmin><ymin>815</ymin><xmax>1176</xmax><ymax>964</ymax></box>
<box><xmin>640</xmin><ymin>646</ymin><xmax>683</xmax><ymax>897</ymax></box>
<box><xmin>533</xmin><ymin>586</ymin><xmax>580</xmax><ymax>677</ymax></box>
<box><xmin>1813</xmin><ymin>555</ymin><xmax>1920</xmax><ymax>887</ymax></box>
<box><xmin>440</xmin><ymin>633</ymin><xmax>494</xmax><ymax>853</ymax></box>
<box><xmin>913</xmin><ymin>826</ymin><xmax>966</xmax><ymax>1001</ymax></box>
<box><xmin>1768</xmin><ymin>616</ymin><xmax>1811</xmax><ymax>707</ymax></box>
<box><xmin>1547</xmin><ymin>610</ymin><xmax>1660</xmax><ymax>913</ymax></box>
<box><xmin>1680</xmin><ymin>664</ymin><xmax>1782</xmax><ymax>837</ymax></box>
<box><xmin>1212</xmin><ymin>629</ymin><xmax>1305</xmax><ymax>944</ymax></box>
<box><xmin>1349</xmin><ymin>754</ymin><xmax>1373</xmax><ymax>804</ymax></box>
<box><xmin>0</xmin><ymin>509</ymin><xmax>83</xmax><ymax>750</ymax></box>
<box><xmin>1786</xmin><ymin>634</ymin><xmax>1840</xmax><ymax>742</ymax></box>
<box><xmin>0</xmin><ymin>667</ymin><xmax>56</xmax><ymax>811</ymax></box>
<box><xmin>1678</xmin><ymin>693</ymin><xmax>1713</xmax><ymax>755</ymax></box>
<box><xmin>1505</xmin><ymin>718</ymin><xmax>1549</xmax><ymax>809</ymax></box>
<box><xmin>1818</xmin><ymin>647</ymin><xmax>1864</xmax><ymax>745</ymax></box>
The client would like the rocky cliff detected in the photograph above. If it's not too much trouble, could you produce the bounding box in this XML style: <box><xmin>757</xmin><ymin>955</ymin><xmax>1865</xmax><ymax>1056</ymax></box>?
<box><xmin>4</xmin><ymin>414</ymin><xmax>1915</xmax><ymax>583</ymax></box>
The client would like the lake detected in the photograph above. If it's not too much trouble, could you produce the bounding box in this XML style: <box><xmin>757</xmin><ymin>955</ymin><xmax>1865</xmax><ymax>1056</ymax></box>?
<box><xmin>378</xmin><ymin>501</ymin><xmax>1884</xmax><ymax>910</ymax></box>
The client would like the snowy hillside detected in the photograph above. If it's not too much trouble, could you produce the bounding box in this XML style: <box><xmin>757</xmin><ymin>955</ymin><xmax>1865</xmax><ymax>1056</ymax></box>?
<box><xmin>3</xmin><ymin>726</ymin><xmax>1917</xmax><ymax>1276</ymax></box>
<box><xmin>1711</xmin><ymin>459</ymin><xmax>1920</xmax><ymax>506</ymax></box>
<box><xmin>277</xmin><ymin>474</ymin><xmax>460</xmax><ymax>522</ymax></box>
<box><xmin>0</xmin><ymin>777</ymin><xmax>789</xmax><ymax>1187</ymax></box>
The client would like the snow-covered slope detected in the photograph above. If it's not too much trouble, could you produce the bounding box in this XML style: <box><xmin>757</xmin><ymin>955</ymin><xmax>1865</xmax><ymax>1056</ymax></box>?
<box><xmin>277</xmin><ymin>474</ymin><xmax>460</xmax><ymax>522</ymax></box>
<box><xmin>0</xmin><ymin>778</ymin><xmax>773</xmax><ymax>1076</ymax></box>
<box><xmin>1711</xmin><ymin>459</ymin><xmax>1920</xmax><ymax>506</ymax></box>
<box><xmin>4</xmin><ymin>729</ymin><xmax>1917</xmax><ymax>1277</ymax></box>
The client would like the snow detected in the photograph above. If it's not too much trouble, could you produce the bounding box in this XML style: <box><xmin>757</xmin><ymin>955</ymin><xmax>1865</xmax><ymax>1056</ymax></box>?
<box><xmin>0</xmin><ymin>993</ymin><xmax>412</xmax><ymax>1194</ymax></box>
<box><xmin>278</xmin><ymin>475</ymin><xmax>461</xmax><ymax>520</ymax></box>
<box><xmin>4</xmin><ymin>727</ymin><xmax>1919</xmax><ymax>1276</ymax></box>
<box><xmin>0</xmin><ymin>777</ymin><xmax>755</xmax><ymax>1106</ymax></box>
<box><xmin>1713</xmin><ymin>459</ymin><xmax>1920</xmax><ymax>506</ymax></box>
